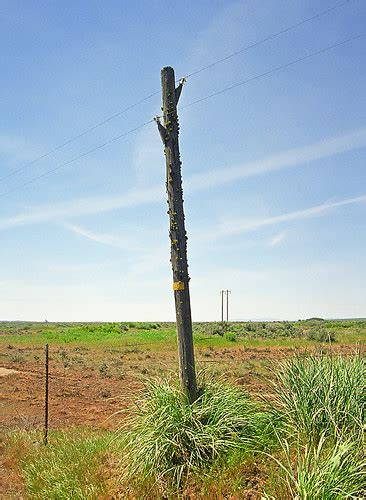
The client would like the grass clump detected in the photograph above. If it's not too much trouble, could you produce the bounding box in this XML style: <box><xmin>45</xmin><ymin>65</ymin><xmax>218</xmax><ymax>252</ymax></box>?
<box><xmin>272</xmin><ymin>352</ymin><xmax>365</xmax><ymax>444</ymax></box>
<box><xmin>122</xmin><ymin>375</ymin><xmax>271</xmax><ymax>489</ymax></box>
<box><xmin>265</xmin><ymin>434</ymin><xmax>365</xmax><ymax>499</ymax></box>
<box><xmin>7</xmin><ymin>429</ymin><xmax>116</xmax><ymax>499</ymax></box>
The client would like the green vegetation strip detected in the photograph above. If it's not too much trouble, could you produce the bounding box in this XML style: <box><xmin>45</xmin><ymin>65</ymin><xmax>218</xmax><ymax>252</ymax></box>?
<box><xmin>1</xmin><ymin>319</ymin><xmax>365</xmax><ymax>348</ymax></box>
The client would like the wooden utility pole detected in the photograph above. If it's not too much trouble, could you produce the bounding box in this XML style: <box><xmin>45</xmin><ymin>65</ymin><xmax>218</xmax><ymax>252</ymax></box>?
<box><xmin>226</xmin><ymin>290</ymin><xmax>231</xmax><ymax>322</ymax></box>
<box><xmin>220</xmin><ymin>290</ymin><xmax>231</xmax><ymax>322</ymax></box>
<box><xmin>155</xmin><ymin>66</ymin><xmax>197</xmax><ymax>403</ymax></box>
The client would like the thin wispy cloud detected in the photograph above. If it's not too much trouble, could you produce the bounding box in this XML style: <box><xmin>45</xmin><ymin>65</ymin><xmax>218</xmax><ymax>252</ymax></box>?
<box><xmin>64</xmin><ymin>223</ymin><xmax>132</xmax><ymax>250</ymax></box>
<box><xmin>215</xmin><ymin>195</ymin><xmax>366</xmax><ymax>238</ymax></box>
<box><xmin>269</xmin><ymin>231</ymin><xmax>286</xmax><ymax>247</ymax></box>
<box><xmin>0</xmin><ymin>186</ymin><xmax>165</xmax><ymax>231</ymax></box>
<box><xmin>0</xmin><ymin>127</ymin><xmax>365</xmax><ymax>232</ymax></box>
<box><xmin>186</xmin><ymin>127</ymin><xmax>366</xmax><ymax>191</ymax></box>
<box><xmin>63</xmin><ymin>222</ymin><xmax>169</xmax><ymax>275</ymax></box>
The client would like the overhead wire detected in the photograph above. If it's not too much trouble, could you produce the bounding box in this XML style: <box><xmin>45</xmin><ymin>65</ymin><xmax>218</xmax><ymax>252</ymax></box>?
<box><xmin>0</xmin><ymin>92</ymin><xmax>160</xmax><ymax>184</ymax></box>
<box><xmin>0</xmin><ymin>119</ymin><xmax>154</xmax><ymax>199</ymax></box>
<box><xmin>183</xmin><ymin>0</ymin><xmax>354</xmax><ymax>79</ymax></box>
<box><xmin>179</xmin><ymin>34</ymin><xmax>364</xmax><ymax>111</ymax></box>
<box><xmin>0</xmin><ymin>0</ymin><xmax>354</xmax><ymax>184</ymax></box>
<box><xmin>0</xmin><ymin>33</ymin><xmax>363</xmax><ymax>199</ymax></box>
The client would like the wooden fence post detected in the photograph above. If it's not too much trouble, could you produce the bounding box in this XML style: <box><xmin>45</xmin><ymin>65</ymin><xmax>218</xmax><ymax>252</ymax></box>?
<box><xmin>44</xmin><ymin>343</ymin><xmax>49</xmax><ymax>444</ymax></box>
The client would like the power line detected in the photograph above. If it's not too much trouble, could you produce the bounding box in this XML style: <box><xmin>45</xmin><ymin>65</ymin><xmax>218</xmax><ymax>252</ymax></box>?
<box><xmin>180</xmin><ymin>34</ymin><xmax>364</xmax><ymax>111</ymax></box>
<box><xmin>0</xmin><ymin>0</ymin><xmax>353</xmax><ymax>184</ymax></box>
<box><xmin>0</xmin><ymin>119</ymin><xmax>153</xmax><ymax>199</ymax></box>
<box><xmin>0</xmin><ymin>33</ymin><xmax>363</xmax><ymax>199</ymax></box>
<box><xmin>184</xmin><ymin>0</ymin><xmax>354</xmax><ymax>79</ymax></box>
<box><xmin>0</xmin><ymin>92</ymin><xmax>160</xmax><ymax>184</ymax></box>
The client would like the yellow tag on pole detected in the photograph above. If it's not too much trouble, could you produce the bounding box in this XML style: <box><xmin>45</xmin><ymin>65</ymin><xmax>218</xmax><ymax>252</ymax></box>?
<box><xmin>173</xmin><ymin>281</ymin><xmax>185</xmax><ymax>291</ymax></box>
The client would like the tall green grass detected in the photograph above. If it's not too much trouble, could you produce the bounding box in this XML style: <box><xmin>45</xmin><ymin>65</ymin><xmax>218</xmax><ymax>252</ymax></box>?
<box><xmin>272</xmin><ymin>352</ymin><xmax>365</xmax><ymax>444</ymax></box>
<box><xmin>121</xmin><ymin>375</ymin><xmax>274</xmax><ymax>488</ymax></box>
<box><xmin>265</xmin><ymin>434</ymin><xmax>365</xmax><ymax>499</ymax></box>
<box><xmin>7</xmin><ymin>430</ymin><xmax>117</xmax><ymax>499</ymax></box>
<box><xmin>265</xmin><ymin>352</ymin><xmax>365</xmax><ymax>498</ymax></box>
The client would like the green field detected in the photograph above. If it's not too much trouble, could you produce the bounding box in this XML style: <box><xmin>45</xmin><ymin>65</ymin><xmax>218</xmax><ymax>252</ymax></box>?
<box><xmin>1</xmin><ymin>319</ymin><xmax>365</xmax><ymax>498</ymax></box>
<box><xmin>1</xmin><ymin>318</ymin><xmax>365</xmax><ymax>347</ymax></box>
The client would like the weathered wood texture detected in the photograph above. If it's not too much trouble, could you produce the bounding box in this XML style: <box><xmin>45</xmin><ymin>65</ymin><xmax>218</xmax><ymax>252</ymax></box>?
<box><xmin>160</xmin><ymin>66</ymin><xmax>197</xmax><ymax>402</ymax></box>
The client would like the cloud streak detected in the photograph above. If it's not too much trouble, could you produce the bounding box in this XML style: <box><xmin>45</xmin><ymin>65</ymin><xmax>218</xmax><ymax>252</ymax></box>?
<box><xmin>0</xmin><ymin>127</ymin><xmax>365</xmax><ymax>231</ymax></box>
<box><xmin>64</xmin><ymin>223</ymin><xmax>132</xmax><ymax>250</ymax></box>
<box><xmin>269</xmin><ymin>232</ymin><xmax>286</xmax><ymax>247</ymax></box>
<box><xmin>63</xmin><ymin>195</ymin><xmax>366</xmax><ymax>255</ymax></box>
<box><xmin>214</xmin><ymin>195</ymin><xmax>366</xmax><ymax>238</ymax></box>
<box><xmin>186</xmin><ymin>126</ymin><xmax>366</xmax><ymax>191</ymax></box>
<box><xmin>0</xmin><ymin>186</ymin><xmax>164</xmax><ymax>231</ymax></box>
<box><xmin>63</xmin><ymin>222</ymin><xmax>169</xmax><ymax>275</ymax></box>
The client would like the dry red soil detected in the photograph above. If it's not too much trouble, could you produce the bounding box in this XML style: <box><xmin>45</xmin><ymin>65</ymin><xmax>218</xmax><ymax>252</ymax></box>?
<box><xmin>0</xmin><ymin>344</ymin><xmax>359</xmax><ymax>432</ymax></box>
<box><xmin>0</xmin><ymin>343</ymin><xmax>362</xmax><ymax>499</ymax></box>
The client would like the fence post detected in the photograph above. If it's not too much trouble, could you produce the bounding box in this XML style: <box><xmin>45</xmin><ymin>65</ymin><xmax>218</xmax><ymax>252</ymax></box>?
<box><xmin>44</xmin><ymin>343</ymin><xmax>49</xmax><ymax>445</ymax></box>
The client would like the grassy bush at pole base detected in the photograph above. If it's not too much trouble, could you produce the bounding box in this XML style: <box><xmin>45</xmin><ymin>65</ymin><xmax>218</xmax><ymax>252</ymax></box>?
<box><xmin>120</xmin><ymin>374</ymin><xmax>277</xmax><ymax>490</ymax></box>
<box><xmin>271</xmin><ymin>352</ymin><xmax>365</xmax><ymax>444</ymax></box>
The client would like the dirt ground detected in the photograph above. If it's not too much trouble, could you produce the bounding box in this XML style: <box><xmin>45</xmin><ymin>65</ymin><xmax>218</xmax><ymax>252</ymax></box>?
<box><xmin>0</xmin><ymin>341</ymin><xmax>363</xmax><ymax>499</ymax></box>
<box><xmin>0</xmin><ymin>343</ymin><xmax>360</xmax><ymax>432</ymax></box>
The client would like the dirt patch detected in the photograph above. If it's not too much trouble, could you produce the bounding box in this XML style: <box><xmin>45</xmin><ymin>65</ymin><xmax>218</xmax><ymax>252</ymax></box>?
<box><xmin>0</xmin><ymin>363</ymin><xmax>141</xmax><ymax>432</ymax></box>
<box><xmin>1</xmin><ymin>342</ymin><xmax>359</xmax><ymax>432</ymax></box>
<box><xmin>0</xmin><ymin>367</ymin><xmax>18</xmax><ymax>377</ymax></box>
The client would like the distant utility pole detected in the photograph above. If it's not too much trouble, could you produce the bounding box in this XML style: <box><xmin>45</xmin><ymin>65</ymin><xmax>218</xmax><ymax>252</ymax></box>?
<box><xmin>155</xmin><ymin>66</ymin><xmax>197</xmax><ymax>403</ymax></box>
<box><xmin>226</xmin><ymin>289</ymin><xmax>231</xmax><ymax>322</ymax></box>
<box><xmin>220</xmin><ymin>290</ymin><xmax>231</xmax><ymax>322</ymax></box>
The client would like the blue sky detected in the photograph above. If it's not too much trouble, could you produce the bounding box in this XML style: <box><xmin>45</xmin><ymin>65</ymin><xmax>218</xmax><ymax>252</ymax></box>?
<box><xmin>0</xmin><ymin>0</ymin><xmax>365</xmax><ymax>321</ymax></box>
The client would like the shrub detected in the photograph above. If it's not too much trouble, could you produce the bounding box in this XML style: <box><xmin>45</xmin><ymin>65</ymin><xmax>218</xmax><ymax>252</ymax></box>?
<box><xmin>210</xmin><ymin>323</ymin><xmax>230</xmax><ymax>336</ymax></box>
<box><xmin>128</xmin><ymin>322</ymin><xmax>160</xmax><ymax>330</ymax></box>
<box><xmin>224</xmin><ymin>332</ymin><xmax>237</xmax><ymax>342</ymax></box>
<box><xmin>306</xmin><ymin>329</ymin><xmax>335</xmax><ymax>343</ymax></box>
<box><xmin>98</xmin><ymin>362</ymin><xmax>111</xmax><ymax>378</ymax></box>
<box><xmin>121</xmin><ymin>375</ymin><xmax>270</xmax><ymax>488</ymax></box>
<box><xmin>193</xmin><ymin>322</ymin><xmax>232</xmax><ymax>336</ymax></box>
<box><xmin>272</xmin><ymin>353</ymin><xmax>365</xmax><ymax>444</ymax></box>
<box><xmin>9</xmin><ymin>352</ymin><xmax>25</xmax><ymax>363</ymax></box>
